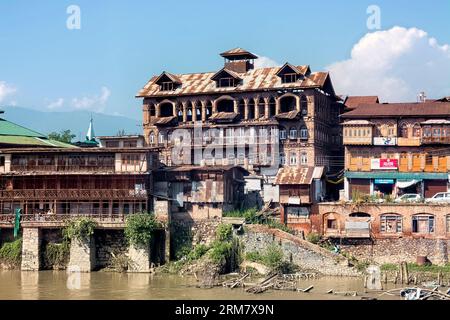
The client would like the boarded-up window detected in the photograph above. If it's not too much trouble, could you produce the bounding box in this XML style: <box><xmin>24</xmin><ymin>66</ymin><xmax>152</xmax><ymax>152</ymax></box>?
<box><xmin>424</xmin><ymin>180</ymin><xmax>447</xmax><ymax>198</ymax></box>
<box><xmin>380</xmin><ymin>214</ymin><xmax>402</xmax><ymax>233</ymax></box>
<box><xmin>349</xmin><ymin>179</ymin><xmax>370</xmax><ymax>196</ymax></box>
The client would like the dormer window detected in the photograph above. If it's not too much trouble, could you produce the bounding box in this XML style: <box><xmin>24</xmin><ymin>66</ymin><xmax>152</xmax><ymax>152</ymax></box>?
<box><xmin>218</xmin><ymin>77</ymin><xmax>236</xmax><ymax>88</ymax></box>
<box><xmin>276</xmin><ymin>63</ymin><xmax>310</xmax><ymax>84</ymax></box>
<box><xmin>153</xmin><ymin>72</ymin><xmax>182</xmax><ymax>92</ymax></box>
<box><xmin>282</xmin><ymin>73</ymin><xmax>298</xmax><ymax>84</ymax></box>
<box><xmin>211</xmin><ymin>68</ymin><xmax>242</xmax><ymax>88</ymax></box>
<box><xmin>161</xmin><ymin>82</ymin><xmax>174</xmax><ymax>91</ymax></box>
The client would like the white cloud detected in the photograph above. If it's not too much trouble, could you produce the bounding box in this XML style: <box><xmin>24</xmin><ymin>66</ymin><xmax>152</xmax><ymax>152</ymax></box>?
<box><xmin>254</xmin><ymin>55</ymin><xmax>280</xmax><ymax>68</ymax></box>
<box><xmin>327</xmin><ymin>26</ymin><xmax>450</xmax><ymax>102</ymax></box>
<box><xmin>47</xmin><ymin>98</ymin><xmax>64</xmax><ymax>109</ymax></box>
<box><xmin>71</xmin><ymin>86</ymin><xmax>111</xmax><ymax>112</ymax></box>
<box><xmin>0</xmin><ymin>81</ymin><xmax>17</xmax><ymax>103</ymax></box>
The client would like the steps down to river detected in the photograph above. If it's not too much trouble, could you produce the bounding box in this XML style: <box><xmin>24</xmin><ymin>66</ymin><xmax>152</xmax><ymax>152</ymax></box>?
<box><xmin>240</xmin><ymin>225</ymin><xmax>360</xmax><ymax>277</ymax></box>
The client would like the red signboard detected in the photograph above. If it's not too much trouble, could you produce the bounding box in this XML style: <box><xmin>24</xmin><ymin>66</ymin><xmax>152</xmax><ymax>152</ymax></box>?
<box><xmin>379</xmin><ymin>158</ymin><xmax>398</xmax><ymax>169</ymax></box>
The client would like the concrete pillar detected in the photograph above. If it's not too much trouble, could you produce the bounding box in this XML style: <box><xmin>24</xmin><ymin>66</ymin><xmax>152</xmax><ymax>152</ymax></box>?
<box><xmin>182</xmin><ymin>102</ymin><xmax>187</xmax><ymax>122</ymax></box>
<box><xmin>254</xmin><ymin>97</ymin><xmax>259</xmax><ymax>119</ymax></box>
<box><xmin>128</xmin><ymin>243</ymin><xmax>150</xmax><ymax>273</ymax></box>
<box><xmin>212</xmin><ymin>100</ymin><xmax>217</xmax><ymax>114</ymax></box>
<box><xmin>21</xmin><ymin>228</ymin><xmax>41</xmax><ymax>271</ymax></box>
<box><xmin>164</xmin><ymin>228</ymin><xmax>171</xmax><ymax>263</ymax></box>
<box><xmin>201</xmin><ymin>101</ymin><xmax>207</xmax><ymax>122</ymax></box>
<box><xmin>244</xmin><ymin>99</ymin><xmax>249</xmax><ymax>120</ymax></box>
<box><xmin>275</xmin><ymin>98</ymin><xmax>280</xmax><ymax>115</ymax></box>
<box><xmin>155</xmin><ymin>103</ymin><xmax>161</xmax><ymax>117</ymax></box>
<box><xmin>192</xmin><ymin>101</ymin><xmax>197</xmax><ymax>122</ymax></box>
<box><xmin>68</xmin><ymin>236</ymin><xmax>96</xmax><ymax>272</ymax></box>
<box><xmin>233</xmin><ymin>100</ymin><xmax>238</xmax><ymax>113</ymax></box>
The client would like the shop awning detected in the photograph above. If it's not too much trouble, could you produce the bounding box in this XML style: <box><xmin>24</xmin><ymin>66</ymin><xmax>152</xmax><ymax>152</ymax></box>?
<box><xmin>397</xmin><ymin>179</ymin><xmax>420</xmax><ymax>189</ymax></box>
<box><xmin>345</xmin><ymin>171</ymin><xmax>449</xmax><ymax>180</ymax></box>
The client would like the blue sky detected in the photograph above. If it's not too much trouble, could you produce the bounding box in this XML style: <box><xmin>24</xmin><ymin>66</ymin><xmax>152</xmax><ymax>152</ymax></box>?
<box><xmin>1</xmin><ymin>0</ymin><xmax>450</xmax><ymax>120</ymax></box>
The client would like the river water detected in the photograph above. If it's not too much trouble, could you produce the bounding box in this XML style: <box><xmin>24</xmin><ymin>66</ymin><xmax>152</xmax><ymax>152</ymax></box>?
<box><xmin>0</xmin><ymin>271</ymin><xmax>401</xmax><ymax>300</ymax></box>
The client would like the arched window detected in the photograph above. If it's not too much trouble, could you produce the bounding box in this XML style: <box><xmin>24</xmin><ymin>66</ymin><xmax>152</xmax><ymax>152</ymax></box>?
<box><xmin>300</xmin><ymin>126</ymin><xmax>308</xmax><ymax>139</ymax></box>
<box><xmin>380</xmin><ymin>214</ymin><xmax>402</xmax><ymax>233</ymax></box>
<box><xmin>187</xmin><ymin>108</ymin><xmax>192</xmax><ymax>122</ymax></box>
<box><xmin>290</xmin><ymin>152</ymin><xmax>297</xmax><ymax>166</ymax></box>
<box><xmin>349</xmin><ymin>212</ymin><xmax>370</xmax><ymax>218</ymax></box>
<box><xmin>177</xmin><ymin>109</ymin><xmax>183</xmax><ymax>122</ymax></box>
<box><xmin>279</xmin><ymin>96</ymin><xmax>297</xmax><ymax>113</ymax></box>
<box><xmin>196</xmin><ymin>106</ymin><xmax>202</xmax><ymax>121</ymax></box>
<box><xmin>158</xmin><ymin>131</ymin><xmax>166</xmax><ymax>144</ymax></box>
<box><xmin>413</xmin><ymin>124</ymin><xmax>421</xmax><ymax>137</ymax></box>
<box><xmin>258</xmin><ymin>97</ymin><xmax>265</xmax><ymax>118</ymax></box>
<box><xmin>159</xmin><ymin>102</ymin><xmax>174</xmax><ymax>117</ymax></box>
<box><xmin>149</xmin><ymin>132</ymin><xmax>155</xmax><ymax>145</ymax></box>
<box><xmin>412</xmin><ymin>214</ymin><xmax>435</xmax><ymax>233</ymax></box>
<box><xmin>289</xmin><ymin>127</ymin><xmax>297</xmax><ymax>139</ymax></box>
<box><xmin>280</xmin><ymin>153</ymin><xmax>286</xmax><ymax>165</ymax></box>
<box><xmin>238</xmin><ymin>99</ymin><xmax>245</xmax><ymax>117</ymax></box>
<box><xmin>279</xmin><ymin>127</ymin><xmax>287</xmax><ymax>140</ymax></box>
<box><xmin>206</xmin><ymin>102</ymin><xmax>212</xmax><ymax>120</ymax></box>
<box><xmin>300</xmin><ymin>153</ymin><xmax>308</xmax><ymax>165</ymax></box>
<box><xmin>400</xmin><ymin>124</ymin><xmax>408</xmax><ymax>138</ymax></box>
<box><xmin>248</xmin><ymin>99</ymin><xmax>255</xmax><ymax>119</ymax></box>
<box><xmin>216</xmin><ymin>98</ymin><xmax>234</xmax><ymax>113</ymax></box>
<box><xmin>269</xmin><ymin>97</ymin><xmax>276</xmax><ymax>117</ymax></box>
<box><xmin>300</xmin><ymin>95</ymin><xmax>308</xmax><ymax>116</ymax></box>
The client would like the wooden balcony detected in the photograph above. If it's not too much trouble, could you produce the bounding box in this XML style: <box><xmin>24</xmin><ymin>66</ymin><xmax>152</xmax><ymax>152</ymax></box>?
<box><xmin>0</xmin><ymin>189</ymin><xmax>148</xmax><ymax>200</ymax></box>
<box><xmin>397</xmin><ymin>137</ymin><xmax>421</xmax><ymax>146</ymax></box>
<box><xmin>421</xmin><ymin>136</ymin><xmax>450</xmax><ymax>144</ymax></box>
<box><xmin>10</xmin><ymin>164</ymin><xmax>116</xmax><ymax>173</ymax></box>
<box><xmin>0</xmin><ymin>213</ymin><xmax>161</xmax><ymax>229</ymax></box>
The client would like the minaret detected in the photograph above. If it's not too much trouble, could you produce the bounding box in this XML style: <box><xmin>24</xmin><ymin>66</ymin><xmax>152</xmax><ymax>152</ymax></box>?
<box><xmin>86</xmin><ymin>115</ymin><xmax>95</xmax><ymax>141</ymax></box>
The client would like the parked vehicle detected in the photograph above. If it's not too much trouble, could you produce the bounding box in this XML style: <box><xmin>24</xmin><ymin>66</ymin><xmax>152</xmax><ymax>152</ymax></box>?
<box><xmin>425</xmin><ymin>192</ymin><xmax>450</xmax><ymax>203</ymax></box>
<box><xmin>394</xmin><ymin>194</ymin><xmax>422</xmax><ymax>203</ymax></box>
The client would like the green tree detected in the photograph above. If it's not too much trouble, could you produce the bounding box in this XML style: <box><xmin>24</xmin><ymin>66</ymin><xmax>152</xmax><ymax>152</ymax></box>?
<box><xmin>48</xmin><ymin>130</ymin><xmax>76</xmax><ymax>144</ymax></box>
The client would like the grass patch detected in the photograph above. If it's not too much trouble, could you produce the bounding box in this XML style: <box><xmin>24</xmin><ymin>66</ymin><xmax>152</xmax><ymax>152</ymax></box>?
<box><xmin>381</xmin><ymin>263</ymin><xmax>450</xmax><ymax>273</ymax></box>
<box><xmin>0</xmin><ymin>238</ymin><xmax>22</xmax><ymax>267</ymax></box>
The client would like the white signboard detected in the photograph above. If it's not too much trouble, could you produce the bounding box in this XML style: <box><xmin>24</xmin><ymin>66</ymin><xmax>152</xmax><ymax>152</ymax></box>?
<box><xmin>373</xmin><ymin>137</ymin><xmax>397</xmax><ymax>146</ymax></box>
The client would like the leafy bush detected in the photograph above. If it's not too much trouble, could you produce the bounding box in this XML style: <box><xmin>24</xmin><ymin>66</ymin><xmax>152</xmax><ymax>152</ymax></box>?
<box><xmin>43</xmin><ymin>242</ymin><xmax>69</xmax><ymax>268</ymax></box>
<box><xmin>124</xmin><ymin>213</ymin><xmax>161</xmax><ymax>246</ymax></box>
<box><xmin>208</xmin><ymin>241</ymin><xmax>232</xmax><ymax>264</ymax></box>
<box><xmin>187</xmin><ymin>244</ymin><xmax>210</xmax><ymax>261</ymax></box>
<box><xmin>262</xmin><ymin>244</ymin><xmax>284</xmax><ymax>270</ymax></box>
<box><xmin>223</xmin><ymin>208</ymin><xmax>259</xmax><ymax>224</ymax></box>
<box><xmin>246</xmin><ymin>251</ymin><xmax>263</xmax><ymax>262</ymax></box>
<box><xmin>110</xmin><ymin>252</ymin><xmax>130</xmax><ymax>272</ymax></box>
<box><xmin>306</xmin><ymin>232</ymin><xmax>321</xmax><ymax>244</ymax></box>
<box><xmin>216</xmin><ymin>223</ymin><xmax>233</xmax><ymax>241</ymax></box>
<box><xmin>64</xmin><ymin>218</ymin><xmax>97</xmax><ymax>241</ymax></box>
<box><xmin>0</xmin><ymin>238</ymin><xmax>22</xmax><ymax>267</ymax></box>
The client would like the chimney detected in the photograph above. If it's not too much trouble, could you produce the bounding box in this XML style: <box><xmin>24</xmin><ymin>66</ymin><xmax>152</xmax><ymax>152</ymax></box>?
<box><xmin>220</xmin><ymin>48</ymin><xmax>258</xmax><ymax>73</ymax></box>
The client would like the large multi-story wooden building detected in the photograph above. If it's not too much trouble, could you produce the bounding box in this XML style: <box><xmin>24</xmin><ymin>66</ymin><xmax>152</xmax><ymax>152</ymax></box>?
<box><xmin>342</xmin><ymin>101</ymin><xmax>450</xmax><ymax>199</ymax></box>
<box><xmin>137</xmin><ymin>48</ymin><xmax>343</xmax><ymax>179</ymax></box>
<box><xmin>0</xmin><ymin>147</ymin><xmax>159</xmax><ymax>219</ymax></box>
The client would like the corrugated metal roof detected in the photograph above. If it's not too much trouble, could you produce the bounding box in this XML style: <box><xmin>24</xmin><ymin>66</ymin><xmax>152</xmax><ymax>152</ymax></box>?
<box><xmin>0</xmin><ymin>118</ymin><xmax>46</xmax><ymax>137</ymax></box>
<box><xmin>220</xmin><ymin>48</ymin><xmax>258</xmax><ymax>59</ymax></box>
<box><xmin>137</xmin><ymin>66</ymin><xmax>330</xmax><ymax>98</ymax></box>
<box><xmin>344</xmin><ymin>96</ymin><xmax>379</xmax><ymax>109</ymax></box>
<box><xmin>274</xmin><ymin>166</ymin><xmax>320</xmax><ymax>185</ymax></box>
<box><xmin>341</xmin><ymin>102</ymin><xmax>450</xmax><ymax>118</ymax></box>
<box><xmin>209</xmin><ymin>112</ymin><xmax>239</xmax><ymax>122</ymax></box>
<box><xmin>342</xmin><ymin>120</ymin><xmax>374</xmax><ymax>126</ymax></box>
<box><xmin>275</xmin><ymin>110</ymin><xmax>300</xmax><ymax>120</ymax></box>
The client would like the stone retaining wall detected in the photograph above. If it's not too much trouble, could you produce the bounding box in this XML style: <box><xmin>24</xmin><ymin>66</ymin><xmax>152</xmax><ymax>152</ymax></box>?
<box><xmin>240</xmin><ymin>225</ymin><xmax>360</xmax><ymax>276</ymax></box>
<box><xmin>94</xmin><ymin>230</ymin><xmax>127</xmax><ymax>269</ymax></box>
<box><xmin>333</xmin><ymin>238</ymin><xmax>450</xmax><ymax>265</ymax></box>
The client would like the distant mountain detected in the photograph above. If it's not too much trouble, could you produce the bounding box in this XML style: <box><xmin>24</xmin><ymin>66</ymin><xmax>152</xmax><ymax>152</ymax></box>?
<box><xmin>0</xmin><ymin>106</ymin><xmax>142</xmax><ymax>140</ymax></box>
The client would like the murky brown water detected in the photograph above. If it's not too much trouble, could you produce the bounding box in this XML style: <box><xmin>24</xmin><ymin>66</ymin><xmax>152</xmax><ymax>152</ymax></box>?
<box><xmin>0</xmin><ymin>271</ymin><xmax>401</xmax><ymax>300</ymax></box>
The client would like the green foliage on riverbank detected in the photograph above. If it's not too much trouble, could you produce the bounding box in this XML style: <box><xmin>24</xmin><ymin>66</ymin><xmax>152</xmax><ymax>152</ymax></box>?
<box><xmin>381</xmin><ymin>263</ymin><xmax>450</xmax><ymax>273</ymax></box>
<box><xmin>124</xmin><ymin>213</ymin><xmax>161</xmax><ymax>246</ymax></box>
<box><xmin>0</xmin><ymin>238</ymin><xmax>22</xmax><ymax>267</ymax></box>
<box><xmin>223</xmin><ymin>207</ymin><xmax>294</xmax><ymax>234</ymax></box>
<box><xmin>42</xmin><ymin>242</ymin><xmax>70</xmax><ymax>269</ymax></box>
<box><xmin>64</xmin><ymin>218</ymin><xmax>97</xmax><ymax>241</ymax></box>
<box><xmin>246</xmin><ymin>244</ymin><xmax>296</xmax><ymax>273</ymax></box>
<box><xmin>306</xmin><ymin>232</ymin><xmax>320</xmax><ymax>244</ymax></box>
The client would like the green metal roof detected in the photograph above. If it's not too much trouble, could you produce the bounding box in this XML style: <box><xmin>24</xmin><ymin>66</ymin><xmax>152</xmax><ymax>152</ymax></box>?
<box><xmin>0</xmin><ymin>118</ymin><xmax>46</xmax><ymax>138</ymax></box>
<box><xmin>345</xmin><ymin>171</ymin><xmax>449</xmax><ymax>180</ymax></box>
<box><xmin>0</xmin><ymin>135</ymin><xmax>75</xmax><ymax>148</ymax></box>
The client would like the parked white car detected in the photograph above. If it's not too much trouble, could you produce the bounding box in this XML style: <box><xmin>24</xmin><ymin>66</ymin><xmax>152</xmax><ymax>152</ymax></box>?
<box><xmin>394</xmin><ymin>194</ymin><xmax>422</xmax><ymax>203</ymax></box>
<box><xmin>425</xmin><ymin>192</ymin><xmax>450</xmax><ymax>203</ymax></box>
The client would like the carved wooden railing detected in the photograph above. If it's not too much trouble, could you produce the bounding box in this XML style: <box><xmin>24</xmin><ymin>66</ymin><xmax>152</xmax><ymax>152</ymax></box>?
<box><xmin>0</xmin><ymin>189</ymin><xmax>148</xmax><ymax>200</ymax></box>
<box><xmin>0</xmin><ymin>213</ymin><xmax>126</xmax><ymax>224</ymax></box>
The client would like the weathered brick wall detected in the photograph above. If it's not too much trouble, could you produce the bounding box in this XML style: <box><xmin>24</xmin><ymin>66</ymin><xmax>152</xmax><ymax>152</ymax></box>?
<box><xmin>333</xmin><ymin>238</ymin><xmax>450</xmax><ymax>265</ymax></box>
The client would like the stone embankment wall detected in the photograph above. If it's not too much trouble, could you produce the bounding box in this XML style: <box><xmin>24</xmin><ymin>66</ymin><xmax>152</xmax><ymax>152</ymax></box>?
<box><xmin>240</xmin><ymin>225</ymin><xmax>360</xmax><ymax>277</ymax></box>
<box><xmin>333</xmin><ymin>238</ymin><xmax>449</xmax><ymax>265</ymax></box>
<box><xmin>94</xmin><ymin>230</ymin><xmax>128</xmax><ymax>269</ymax></box>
